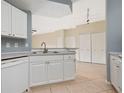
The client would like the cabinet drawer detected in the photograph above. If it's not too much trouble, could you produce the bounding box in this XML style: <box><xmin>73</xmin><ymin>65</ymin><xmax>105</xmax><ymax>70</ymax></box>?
<box><xmin>111</xmin><ymin>55</ymin><xmax>121</xmax><ymax>61</ymax></box>
<box><xmin>110</xmin><ymin>56</ymin><xmax>120</xmax><ymax>69</ymax></box>
<box><xmin>64</xmin><ymin>55</ymin><xmax>75</xmax><ymax>60</ymax></box>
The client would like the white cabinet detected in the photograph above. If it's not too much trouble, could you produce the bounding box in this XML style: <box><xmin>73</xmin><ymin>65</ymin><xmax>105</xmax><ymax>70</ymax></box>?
<box><xmin>48</xmin><ymin>61</ymin><xmax>63</xmax><ymax>83</ymax></box>
<box><xmin>119</xmin><ymin>62</ymin><xmax>122</xmax><ymax>91</ymax></box>
<box><xmin>64</xmin><ymin>55</ymin><xmax>76</xmax><ymax>80</ymax></box>
<box><xmin>30</xmin><ymin>54</ymin><xmax>76</xmax><ymax>87</ymax></box>
<box><xmin>2</xmin><ymin>57</ymin><xmax>29</xmax><ymax>93</ymax></box>
<box><xmin>1</xmin><ymin>1</ymin><xmax>27</xmax><ymax>38</ymax></box>
<box><xmin>12</xmin><ymin>6</ymin><xmax>27</xmax><ymax>38</ymax></box>
<box><xmin>30</xmin><ymin>56</ymin><xmax>64</xmax><ymax>87</ymax></box>
<box><xmin>30</xmin><ymin>61</ymin><xmax>47</xmax><ymax>86</ymax></box>
<box><xmin>110</xmin><ymin>55</ymin><xmax>122</xmax><ymax>93</ymax></box>
<box><xmin>1</xmin><ymin>1</ymin><xmax>11</xmax><ymax>36</ymax></box>
<box><xmin>64</xmin><ymin>61</ymin><xmax>75</xmax><ymax>80</ymax></box>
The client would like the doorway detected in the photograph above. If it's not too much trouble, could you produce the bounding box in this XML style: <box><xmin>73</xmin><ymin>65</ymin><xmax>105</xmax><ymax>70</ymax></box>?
<box><xmin>79</xmin><ymin>32</ymin><xmax>106</xmax><ymax>64</ymax></box>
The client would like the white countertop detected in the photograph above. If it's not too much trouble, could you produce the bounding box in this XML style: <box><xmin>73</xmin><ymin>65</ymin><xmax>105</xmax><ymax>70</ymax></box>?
<box><xmin>1</xmin><ymin>51</ymin><xmax>30</xmax><ymax>60</ymax></box>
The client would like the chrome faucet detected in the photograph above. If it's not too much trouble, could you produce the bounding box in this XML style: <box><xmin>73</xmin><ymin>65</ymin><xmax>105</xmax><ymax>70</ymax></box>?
<box><xmin>41</xmin><ymin>42</ymin><xmax>48</xmax><ymax>53</ymax></box>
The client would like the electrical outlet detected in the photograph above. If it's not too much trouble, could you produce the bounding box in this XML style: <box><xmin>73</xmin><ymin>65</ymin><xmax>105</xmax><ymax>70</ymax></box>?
<box><xmin>6</xmin><ymin>42</ymin><xmax>10</xmax><ymax>48</ymax></box>
<box><xmin>14</xmin><ymin>43</ymin><xmax>18</xmax><ymax>48</ymax></box>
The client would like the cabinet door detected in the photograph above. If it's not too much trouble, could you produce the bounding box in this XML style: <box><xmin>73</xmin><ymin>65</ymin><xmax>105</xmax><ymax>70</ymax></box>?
<box><xmin>30</xmin><ymin>62</ymin><xmax>47</xmax><ymax>86</ymax></box>
<box><xmin>110</xmin><ymin>56</ymin><xmax>120</xmax><ymax>92</ymax></box>
<box><xmin>1</xmin><ymin>1</ymin><xmax>11</xmax><ymax>36</ymax></box>
<box><xmin>79</xmin><ymin>33</ymin><xmax>91</xmax><ymax>62</ymax></box>
<box><xmin>48</xmin><ymin>61</ymin><xmax>63</xmax><ymax>83</ymax></box>
<box><xmin>12</xmin><ymin>6</ymin><xmax>27</xmax><ymax>38</ymax></box>
<box><xmin>91</xmin><ymin>32</ymin><xmax>106</xmax><ymax>64</ymax></box>
<box><xmin>119</xmin><ymin>61</ymin><xmax>122</xmax><ymax>91</ymax></box>
<box><xmin>2</xmin><ymin>62</ymin><xmax>28</xmax><ymax>93</ymax></box>
<box><xmin>64</xmin><ymin>61</ymin><xmax>75</xmax><ymax>80</ymax></box>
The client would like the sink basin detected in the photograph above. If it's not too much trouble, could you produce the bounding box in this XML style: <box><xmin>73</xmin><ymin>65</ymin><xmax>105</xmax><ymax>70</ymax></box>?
<box><xmin>32</xmin><ymin>51</ymin><xmax>60</xmax><ymax>55</ymax></box>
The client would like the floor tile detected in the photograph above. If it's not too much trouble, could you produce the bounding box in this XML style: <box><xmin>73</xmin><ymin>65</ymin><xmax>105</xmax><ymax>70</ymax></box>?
<box><xmin>31</xmin><ymin>85</ymin><xmax>51</xmax><ymax>93</ymax></box>
<box><xmin>50</xmin><ymin>83</ymin><xmax>69</xmax><ymax>93</ymax></box>
<box><xmin>30</xmin><ymin>63</ymin><xmax>115</xmax><ymax>93</ymax></box>
<box><xmin>99</xmin><ymin>89</ymin><xmax>117</xmax><ymax>93</ymax></box>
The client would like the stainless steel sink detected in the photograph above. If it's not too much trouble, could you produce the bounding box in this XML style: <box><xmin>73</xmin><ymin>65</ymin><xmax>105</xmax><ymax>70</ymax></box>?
<box><xmin>32</xmin><ymin>51</ymin><xmax>60</xmax><ymax>55</ymax></box>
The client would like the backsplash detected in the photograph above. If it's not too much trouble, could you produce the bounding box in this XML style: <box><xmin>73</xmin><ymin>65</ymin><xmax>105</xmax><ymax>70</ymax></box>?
<box><xmin>1</xmin><ymin>37</ymin><xmax>29</xmax><ymax>52</ymax></box>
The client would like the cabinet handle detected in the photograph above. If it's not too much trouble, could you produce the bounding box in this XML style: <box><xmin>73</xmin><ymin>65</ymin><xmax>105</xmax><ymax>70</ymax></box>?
<box><xmin>112</xmin><ymin>59</ymin><xmax>116</xmax><ymax>60</ymax></box>
<box><xmin>46</xmin><ymin>61</ymin><xmax>50</xmax><ymax>64</ymax></box>
<box><xmin>8</xmin><ymin>34</ymin><xmax>11</xmax><ymax>36</ymax></box>
<box><xmin>118</xmin><ymin>86</ymin><xmax>121</xmax><ymax>90</ymax></box>
<box><xmin>116</xmin><ymin>65</ymin><xmax>120</xmax><ymax>68</ymax></box>
<box><xmin>74</xmin><ymin>59</ymin><xmax>76</xmax><ymax>62</ymax></box>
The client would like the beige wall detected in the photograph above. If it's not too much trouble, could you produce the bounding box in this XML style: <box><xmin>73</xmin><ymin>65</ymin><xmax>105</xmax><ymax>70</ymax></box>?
<box><xmin>32</xmin><ymin>30</ymin><xmax>64</xmax><ymax>48</ymax></box>
<box><xmin>32</xmin><ymin>20</ymin><xmax>106</xmax><ymax>48</ymax></box>
<box><xmin>64</xmin><ymin>20</ymin><xmax>106</xmax><ymax>48</ymax></box>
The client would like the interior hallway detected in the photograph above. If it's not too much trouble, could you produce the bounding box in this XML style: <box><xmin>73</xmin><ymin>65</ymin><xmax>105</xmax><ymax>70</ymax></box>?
<box><xmin>30</xmin><ymin>63</ymin><xmax>117</xmax><ymax>93</ymax></box>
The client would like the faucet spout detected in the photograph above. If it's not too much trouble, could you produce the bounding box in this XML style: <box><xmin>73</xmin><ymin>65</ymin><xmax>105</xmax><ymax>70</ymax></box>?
<box><xmin>41</xmin><ymin>42</ymin><xmax>48</xmax><ymax>53</ymax></box>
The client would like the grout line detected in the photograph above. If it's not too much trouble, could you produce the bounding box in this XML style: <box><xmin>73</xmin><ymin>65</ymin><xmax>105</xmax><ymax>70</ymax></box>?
<box><xmin>49</xmin><ymin>85</ymin><xmax>52</xmax><ymax>93</ymax></box>
<box><xmin>65</xmin><ymin>84</ymin><xmax>71</xmax><ymax>93</ymax></box>
<box><xmin>96</xmin><ymin>89</ymin><xmax>116</xmax><ymax>93</ymax></box>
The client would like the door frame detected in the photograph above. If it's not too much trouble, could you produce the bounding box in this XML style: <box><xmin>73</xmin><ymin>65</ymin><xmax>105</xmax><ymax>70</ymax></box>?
<box><xmin>79</xmin><ymin>32</ymin><xmax>106</xmax><ymax>64</ymax></box>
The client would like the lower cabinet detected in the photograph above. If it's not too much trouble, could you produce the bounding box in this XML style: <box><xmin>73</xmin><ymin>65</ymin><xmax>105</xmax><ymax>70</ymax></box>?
<box><xmin>48</xmin><ymin>61</ymin><xmax>63</xmax><ymax>83</ymax></box>
<box><xmin>30</xmin><ymin>55</ymin><xmax>76</xmax><ymax>87</ymax></box>
<box><xmin>110</xmin><ymin>55</ymin><xmax>122</xmax><ymax>93</ymax></box>
<box><xmin>30</xmin><ymin>61</ymin><xmax>47</xmax><ymax>86</ymax></box>
<box><xmin>2</xmin><ymin>58</ymin><xmax>29</xmax><ymax>93</ymax></box>
<box><xmin>64</xmin><ymin>61</ymin><xmax>75</xmax><ymax>80</ymax></box>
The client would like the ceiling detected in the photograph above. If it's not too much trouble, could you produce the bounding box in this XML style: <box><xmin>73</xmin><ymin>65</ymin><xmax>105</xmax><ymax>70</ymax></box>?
<box><xmin>5</xmin><ymin>0</ymin><xmax>78</xmax><ymax>17</ymax></box>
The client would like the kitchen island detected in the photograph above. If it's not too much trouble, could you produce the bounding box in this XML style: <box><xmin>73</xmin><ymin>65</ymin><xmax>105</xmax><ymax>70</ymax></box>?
<box><xmin>30</xmin><ymin>49</ymin><xmax>76</xmax><ymax>87</ymax></box>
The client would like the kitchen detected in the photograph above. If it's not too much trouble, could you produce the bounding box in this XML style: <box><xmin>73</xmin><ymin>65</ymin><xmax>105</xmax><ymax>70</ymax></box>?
<box><xmin>1</xmin><ymin>0</ymin><xmax>122</xmax><ymax>93</ymax></box>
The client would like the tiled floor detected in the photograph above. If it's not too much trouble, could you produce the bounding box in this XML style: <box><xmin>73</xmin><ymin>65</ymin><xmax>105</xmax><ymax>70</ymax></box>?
<box><xmin>30</xmin><ymin>62</ymin><xmax>117</xmax><ymax>93</ymax></box>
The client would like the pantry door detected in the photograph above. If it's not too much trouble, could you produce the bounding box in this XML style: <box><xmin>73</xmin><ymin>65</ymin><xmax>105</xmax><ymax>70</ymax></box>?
<box><xmin>79</xmin><ymin>33</ymin><xmax>91</xmax><ymax>63</ymax></box>
<box><xmin>91</xmin><ymin>32</ymin><xmax>106</xmax><ymax>64</ymax></box>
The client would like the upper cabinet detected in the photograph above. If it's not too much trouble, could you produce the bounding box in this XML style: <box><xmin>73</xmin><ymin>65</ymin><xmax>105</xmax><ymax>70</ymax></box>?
<box><xmin>1</xmin><ymin>1</ymin><xmax>11</xmax><ymax>36</ymax></box>
<box><xmin>1</xmin><ymin>1</ymin><xmax>27</xmax><ymax>39</ymax></box>
<box><xmin>12</xmin><ymin>6</ymin><xmax>27</xmax><ymax>38</ymax></box>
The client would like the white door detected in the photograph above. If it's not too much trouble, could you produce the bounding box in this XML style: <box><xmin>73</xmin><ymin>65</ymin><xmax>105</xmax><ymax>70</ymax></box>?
<box><xmin>12</xmin><ymin>6</ymin><xmax>27</xmax><ymax>38</ymax></box>
<box><xmin>79</xmin><ymin>33</ymin><xmax>91</xmax><ymax>62</ymax></box>
<box><xmin>2</xmin><ymin>61</ymin><xmax>28</xmax><ymax>93</ymax></box>
<box><xmin>1</xmin><ymin>1</ymin><xmax>11</xmax><ymax>36</ymax></box>
<box><xmin>91</xmin><ymin>32</ymin><xmax>106</xmax><ymax>64</ymax></box>
<box><xmin>48</xmin><ymin>61</ymin><xmax>63</xmax><ymax>83</ymax></box>
<box><xmin>64</xmin><ymin>61</ymin><xmax>75</xmax><ymax>80</ymax></box>
<box><xmin>30</xmin><ymin>62</ymin><xmax>47</xmax><ymax>86</ymax></box>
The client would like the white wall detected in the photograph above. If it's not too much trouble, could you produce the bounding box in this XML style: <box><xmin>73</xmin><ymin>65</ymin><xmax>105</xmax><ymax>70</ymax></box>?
<box><xmin>32</xmin><ymin>0</ymin><xmax>105</xmax><ymax>34</ymax></box>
